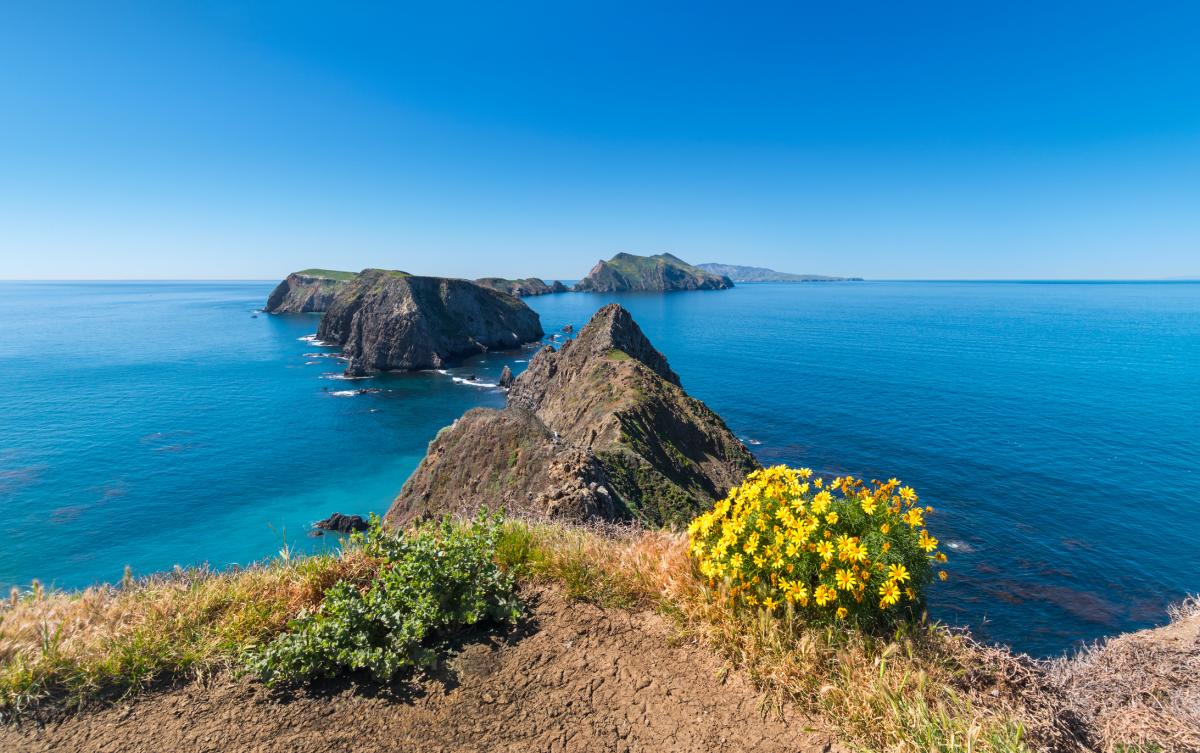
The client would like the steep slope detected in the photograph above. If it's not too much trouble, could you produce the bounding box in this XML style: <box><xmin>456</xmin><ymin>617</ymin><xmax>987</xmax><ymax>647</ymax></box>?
<box><xmin>386</xmin><ymin>304</ymin><xmax>758</xmax><ymax>528</ymax></box>
<box><xmin>316</xmin><ymin>269</ymin><xmax>544</xmax><ymax>376</ymax></box>
<box><xmin>263</xmin><ymin>269</ymin><xmax>360</xmax><ymax>313</ymax></box>
<box><xmin>697</xmin><ymin>263</ymin><xmax>862</xmax><ymax>282</ymax></box>
<box><xmin>574</xmin><ymin>253</ymin><xmax>733</xmax><ymax>292</ymax></box>
<box><xmin>473</xmin><ymin>277</ymin><xmax>569</xmax><ymax>296</ymax></box>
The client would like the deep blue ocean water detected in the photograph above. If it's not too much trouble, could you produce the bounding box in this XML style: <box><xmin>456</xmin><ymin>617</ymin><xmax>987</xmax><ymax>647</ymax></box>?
<box><xmin>1</xmin><ymin>280</ymin><xmax>1197</xmax><ymax>657</ymax></box>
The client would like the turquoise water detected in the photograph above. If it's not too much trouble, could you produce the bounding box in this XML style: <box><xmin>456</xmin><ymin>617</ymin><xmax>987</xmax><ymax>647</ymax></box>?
<box><xmin>1</xmin><ymin>281</ymin><xmax>1198</xmax><ymax>656</ymax></box>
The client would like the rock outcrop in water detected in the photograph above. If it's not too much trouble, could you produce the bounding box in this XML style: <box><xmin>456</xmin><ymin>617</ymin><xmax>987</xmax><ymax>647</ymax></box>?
<box><xmin>474</xmin><ymin>277</ymin><xmax>569</xmax><ymax>297</ymax></box>
<box><xmin>264</xmin><ymin>269</ymin><xmax>361</xmax><ymax>313</ymax></box>
<box><xmin>385</xmin><ymin>304</ymin><xmax>759</xmax><ymax>528</ymax></box>
<box><xmin>316</xmin><ymin>269</ymin><xmax>544</xmax><ymax>377</ymax></box>
<box><xmin>498</xmin><ymin>365</ymin><xmax>515</xmax><ymax>389</ymax></box>
<box><xmin>574</xmin><ymin>253</ymin><xmax>733</xmax><ymax>293</ymax></box>
<box><xmin>313</xmin><ymin>512</ymin><xmax>369</xmax><ymax>533</ymax></box>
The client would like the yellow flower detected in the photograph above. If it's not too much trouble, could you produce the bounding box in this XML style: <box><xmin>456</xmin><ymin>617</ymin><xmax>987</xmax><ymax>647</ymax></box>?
<box><xmin>849</xmin><ymin>541</ymin><xmax>869</xmax><ymax>563</ymax></box>
<box><xmin>880</xmin><ymin>523</ymin><xmax>891</xmax><ymax>534</ymax></box>
<box><xmin>814</xmin><ymin>584</ymin><xmax>838</xmax><ymax>606</ymax></box>
<box><xmin>878</xmin><ymin>580</ymin><xmax>901</xmax><ymax>606</ymax></box>
<box><xmin>934</xmin><ymin>552</ymin><xmax>948</xmax><ymax>563</ymax></box>
<box><xmin>816</xmin><ymin>540</ymin><xmax>835</xmax><ymax>561</ymax></box>
<box><xmin>903</xmin><ymin>508</ymin><xmax>924</xmax><ymax>528</ymax></box>
<box><xmin>938</xmin><ymin>570</ymin><xmax>948</xmax><ymax>581</ymax></box>
<box><xmin>899</xmin><ymin>486</ymin><xmax>917</xmax><ymax>504</ymax></box>
<box><xmin>860</xmin><ymin>497</ymin><xmax>877</xmax><ymax>515</ymax></box>
<box><xmin>761</xmin><ymin>596</ymin><xmax>779</xmax><ymax>611</ymax></box>
<box><xmin>798</xmin><ymin>467</ymin><xmax>813</xmax><ymax>479</ymax></box>
<box><xmin>825</xmin><ymin>511</ymin><xmax>839</xmax><ymax>525</ymax></box>
<box><xmin>887</xmin><ymin>564</ymin><xmax>911</xmax><ymax>583</ymax></box>
<box><xmin>836</xmin><ymin>607</ymin><xmax>848</xmax><ymax>620</ymax></box>
<box><xmin>918</xmin><ymin>529</ymin><xmax>938</xmax><ymax>552</ymax></box>
<box><xmin>835</xmin><ymin>568</ymin><xmax>858</xmax><ymax>591</ymax></box>
<box><xmin>811</xmin><ymin>492</ymin><xmax>831</xmax><ymax>515</ymax></box>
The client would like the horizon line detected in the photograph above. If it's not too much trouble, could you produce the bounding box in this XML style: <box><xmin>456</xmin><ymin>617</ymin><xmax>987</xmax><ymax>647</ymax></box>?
<box><xmin>1</xmin><ymin>277</ymin><xmax>1198</xmax><ymax>283</ymax></box>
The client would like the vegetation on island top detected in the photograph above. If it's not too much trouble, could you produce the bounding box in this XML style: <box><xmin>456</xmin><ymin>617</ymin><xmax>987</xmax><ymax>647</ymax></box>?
<box><xmin>0</xmin><ymin>466</ymin><xmax>1181</xmax><ymax>752</ymax></box>
<box><xmin>296</xmin><ymin>268</ymin><xmax>358</xmax><ymax>281</ymax></box>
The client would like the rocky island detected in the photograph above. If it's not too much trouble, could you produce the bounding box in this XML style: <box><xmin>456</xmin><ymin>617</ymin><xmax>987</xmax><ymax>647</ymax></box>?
<box><xmin>574</xmin><ymin>252</ymin><xmax>733</xmax><ymax>292</ymax></box>
<box><xmin>385</xmin><ymin>304</ymin><xmax>758</xmax><ymax>528</ymax></box>
<box><xmin>263</xmin><ymin>269</ymin><xmax>361</xmax><ymax>313</ymax></box>
<box><xmin>473</xmin><ymin>277</ymin><xmax>569</xmax><ymax>297</ymax></box>
<box><xmin>315</xmin><ymin>269</ymin><xmax>544</xmax><ymax>376</ymax></box>
<box><xmin>697</xmin><ymin>262</ymin><xmax>863</xmax><ymax>282</ymax></box>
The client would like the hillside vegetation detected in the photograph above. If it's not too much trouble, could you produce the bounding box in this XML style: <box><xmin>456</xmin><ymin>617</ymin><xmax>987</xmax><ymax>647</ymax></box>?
<box><xmin>10</xmin><ymin>513</ymin><xmax>1172</xmax><ymax>750</ymax></box>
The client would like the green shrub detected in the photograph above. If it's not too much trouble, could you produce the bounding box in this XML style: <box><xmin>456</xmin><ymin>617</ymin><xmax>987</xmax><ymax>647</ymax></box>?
<box><xmin>247</xmin><ymin>513</ymin><xmax>521</xmax><ymax>686</ymax></box>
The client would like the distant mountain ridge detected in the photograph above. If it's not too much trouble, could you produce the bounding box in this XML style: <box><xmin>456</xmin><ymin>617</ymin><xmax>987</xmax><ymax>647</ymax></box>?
<box><xmin>575</xmin><ymin>253</ymin><xmax>733</xmax><ymax>292</ymax></box>
<box><xmin>697</xmin><ymin>263</ymin><xmax>862</xmax><ymax>282</ymax></box>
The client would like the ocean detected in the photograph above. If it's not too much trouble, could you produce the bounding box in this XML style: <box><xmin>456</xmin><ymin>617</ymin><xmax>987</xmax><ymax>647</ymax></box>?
<box><xmin>1</xmin><ymin>280</ymin><xmax>1197</xmax><ymax>657</ymax></box>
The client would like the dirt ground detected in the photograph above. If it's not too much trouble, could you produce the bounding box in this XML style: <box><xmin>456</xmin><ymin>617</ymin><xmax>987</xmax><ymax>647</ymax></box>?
<box><xmin>1</xmin><ymin>588</ymin><xmax>844</xmax><ymax>753</ymax></box>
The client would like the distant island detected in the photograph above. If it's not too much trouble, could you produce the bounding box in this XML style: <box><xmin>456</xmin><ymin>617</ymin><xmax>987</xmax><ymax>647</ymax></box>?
<box><xmin>473</xmin><ymin>277</ymin><xmax>569</xmax><ymax>297</ymax></box>
<box><xmin>575</xmin><ymin>252</ymin><xmax>733</xmax><ymax>292</ymax></box>
<box><xmin>697</xmin><ymin>263</ymin><xmax>862</xmax><ymax>282</ymax></box>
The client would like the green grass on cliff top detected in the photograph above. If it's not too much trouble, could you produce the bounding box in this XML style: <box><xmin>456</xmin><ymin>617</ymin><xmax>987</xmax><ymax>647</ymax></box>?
<box><xmin>298</xmin><ymin>268</ymin><xmax>358</xmax><ymax>280</ymax></box>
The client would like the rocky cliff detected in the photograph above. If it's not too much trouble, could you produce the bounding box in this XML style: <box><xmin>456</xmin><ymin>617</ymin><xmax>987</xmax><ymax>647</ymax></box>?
<box><xmin>385</xmin><ymin>304</ymin><xmax>759</xmax><ymax>528</ymax></box>
<box><xmin>316</xmin><ymin>269</ymin><xmax>544</xmax><ymax>376</ymax></box>
<box><xmin>574</xmin><ymin>253</ymin><xmax>733</xmax><ymax>292</ymax></box>
<box><xmin>474</xmin><ymin>277</ymin><xmax>569</xmax><ymax>297</ymax></box>
<box><xmin>264</xmin><ymin>269</ymin><xmax>361</xmax><ymax>313</ymax></box>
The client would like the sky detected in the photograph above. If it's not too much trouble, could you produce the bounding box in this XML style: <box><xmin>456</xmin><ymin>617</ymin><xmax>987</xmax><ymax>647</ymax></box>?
<box><xmin>1</xmin><ymin>1</ymin><xmax>1198</xmax><ymax>280</ymax></box>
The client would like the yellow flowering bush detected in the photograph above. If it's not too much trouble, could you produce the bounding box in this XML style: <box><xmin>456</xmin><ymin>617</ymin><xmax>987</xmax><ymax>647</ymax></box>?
<box><xmin>688</xmin><ymin>466</ymin><xmax>948</xmax><ymax>627</ymax></box>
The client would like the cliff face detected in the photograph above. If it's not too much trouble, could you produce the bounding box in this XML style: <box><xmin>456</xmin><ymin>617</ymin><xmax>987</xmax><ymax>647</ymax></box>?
<box><xmin>574</xmin><ymin>253</ymin><xmax>733</xmax><ymax>293</ymax></box>
<box><xmin>316</xmin><ymin>269</ymin><xmax>544</xmax><ymax>376</ymax></box>
<box><xmin>386</xmin><ymin>303</ymin><xmax>759</xmax><ymax>529</ymax></box>
<box><xmin>264</xmin><ymin>269</ymin><xmax>360</xmax><ymax>313</ymax></box>
<box><xmin>474</xmin><ymin>278</ymin><xmax>569</xmax><ymax>297</ymax></box>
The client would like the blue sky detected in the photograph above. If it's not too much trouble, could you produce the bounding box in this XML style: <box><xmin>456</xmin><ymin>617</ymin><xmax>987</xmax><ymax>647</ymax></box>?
<box><xmin>1</xmin><ymin>2</ymin><xmax>1198</xmax><ymax>280</ymax></box>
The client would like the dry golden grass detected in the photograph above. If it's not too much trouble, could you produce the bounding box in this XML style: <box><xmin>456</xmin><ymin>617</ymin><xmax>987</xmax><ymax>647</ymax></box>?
<box><xmin>0</xmin><ymin>548</ymin><xmax>375</xmax><ymax>718</ymax></box>
<box><xmin>1050</xmin><ymin>596</ymin><xmax>1200</xmax><ymax>753</ymax></box>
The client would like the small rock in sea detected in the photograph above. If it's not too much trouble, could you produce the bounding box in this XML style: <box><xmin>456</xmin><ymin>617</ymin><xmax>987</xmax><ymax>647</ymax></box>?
<box><xmin>314</xmin><ymin>512</ymin><xmax>369</xmax><ymax>533</ymax></box>
<box><xmin>562</xmin><ymin>324</ymin><xmax>574</xmax><ymax>334</ymax></box>
<box><xmin>498</xmin><ymin>365</ymin><xmax>515</xmax><ymax>389</ymax></box>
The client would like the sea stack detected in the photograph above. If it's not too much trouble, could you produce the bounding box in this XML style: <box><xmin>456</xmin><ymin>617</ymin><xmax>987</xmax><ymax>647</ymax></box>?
<box><xmin>385</xmin><ymin>304</ymin><xmax>759</xmax><ymax>528</ymax></box>
<box><xmin>316</xmin><ymin>269</ymin><xmax>544</xmax><ymax>376</ymax></box>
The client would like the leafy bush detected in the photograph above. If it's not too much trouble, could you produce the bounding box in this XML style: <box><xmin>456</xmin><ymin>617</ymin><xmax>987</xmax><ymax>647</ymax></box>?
<box><xmin>248</xmin><ymin>513</ymin><xmax>521</xmax><ymax>686</ymax></box>
<box><xmin>688</xmin><ymin>466</ymin><xmax>947</xmax><ymax>627</ymax></box>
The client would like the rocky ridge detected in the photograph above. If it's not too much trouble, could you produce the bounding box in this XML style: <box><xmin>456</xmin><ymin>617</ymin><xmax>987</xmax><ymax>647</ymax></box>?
<box><xmin>316</xmin><ymin>269</ymin><xmax>544</xmax><ymax>376</ymax></box>
<box><xmin>574</xmin><ymin>253</ymin><xmax>733</xmax><ymax>292</ymax></box>
<box><xmin>385</xmin><ymin>304</ymin><xmax>759</xmax><ymax>528</ymax></box>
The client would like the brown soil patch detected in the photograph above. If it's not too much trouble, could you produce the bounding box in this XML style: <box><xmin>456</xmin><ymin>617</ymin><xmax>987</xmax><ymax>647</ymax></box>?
<box><xmin>1</xmin><ymin>588</ymin><xmax>842</xmax><ymax>753</ymax></box>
